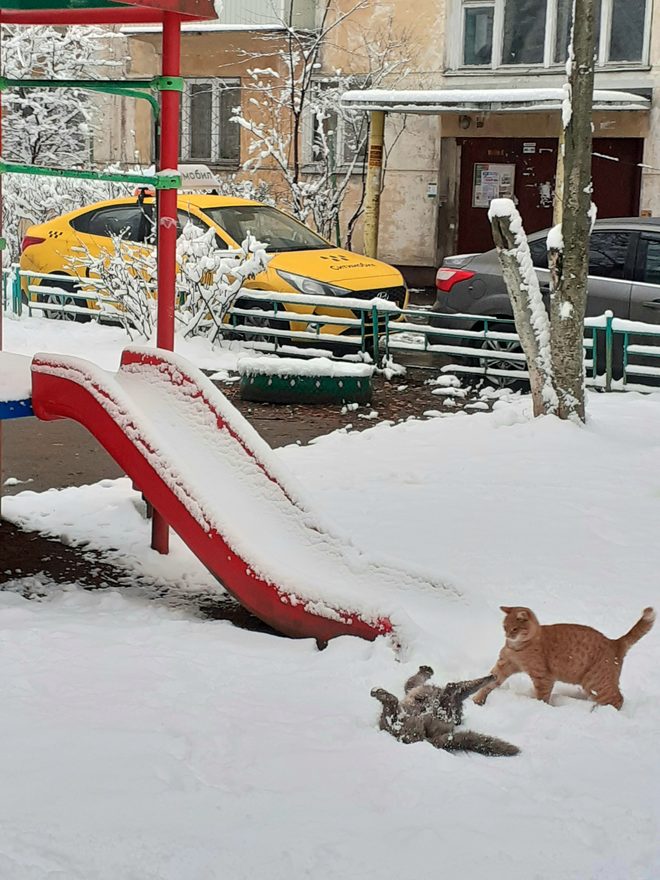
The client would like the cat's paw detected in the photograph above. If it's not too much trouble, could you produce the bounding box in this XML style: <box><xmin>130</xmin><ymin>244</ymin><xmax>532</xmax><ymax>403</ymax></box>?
<box><xmin>472</xmin><ymin>692</ymin><xmax>488</xmax><ymax>706</ymax></box>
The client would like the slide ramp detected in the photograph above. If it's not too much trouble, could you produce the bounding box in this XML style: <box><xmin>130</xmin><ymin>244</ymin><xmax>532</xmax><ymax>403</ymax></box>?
<box><xmin>30</xmin><ymin>347</ymin><xmax>418</xmax><ymax>640</ymax></box>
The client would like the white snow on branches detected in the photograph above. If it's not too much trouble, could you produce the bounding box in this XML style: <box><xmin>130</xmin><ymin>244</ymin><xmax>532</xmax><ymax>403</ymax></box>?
<box><xmin>67</xmin><ymin>223</ymin><xmax>270</xmax><ymax>345</ymax></box>
<box><xmin>1</xmin><ymin>25</ymin><xmax>124</xmax><ymax>168</ymax></box>
<box><xmin>231</xmin><ymin>1</ymin><xmax>410</xmax><ymax>245</ymax></box>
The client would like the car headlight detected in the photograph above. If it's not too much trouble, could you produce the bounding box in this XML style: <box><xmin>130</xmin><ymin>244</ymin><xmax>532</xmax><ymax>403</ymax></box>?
<box><xmin>277</xmin><ymin>270</ymin><xmax>350</xmax><ymax>298</ymax></box>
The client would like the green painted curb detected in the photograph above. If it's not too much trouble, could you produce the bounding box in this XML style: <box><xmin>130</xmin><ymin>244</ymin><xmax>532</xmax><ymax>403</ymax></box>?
<box><xmin>239</xmin><ymin>372</ymin><xmax>372</xmax><ymax>405</ymax></box>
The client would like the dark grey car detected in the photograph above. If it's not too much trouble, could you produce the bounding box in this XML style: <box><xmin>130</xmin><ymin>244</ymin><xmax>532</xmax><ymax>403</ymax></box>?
<box><xmin>431</xmin><ymin>217</ymin><xmax>660</xmax><ymax>380</ymax></box>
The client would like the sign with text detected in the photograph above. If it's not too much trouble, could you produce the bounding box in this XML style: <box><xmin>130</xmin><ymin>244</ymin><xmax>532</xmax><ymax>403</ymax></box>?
<box><xmin>179</xmin><ymin>164</ymin><xmax>222</xmax><ymax>190</ymax></box>
<box><xmin>472</xmin><ymin>163</ymin><xmax>516</xmax><ymax>208</ymax></box>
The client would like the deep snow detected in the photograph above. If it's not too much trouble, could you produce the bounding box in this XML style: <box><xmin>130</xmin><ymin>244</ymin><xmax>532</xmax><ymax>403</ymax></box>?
<box><xmin>2</xmin><ymin>385</ymin><xmax>659</xmax><ymax>879</ymax></box>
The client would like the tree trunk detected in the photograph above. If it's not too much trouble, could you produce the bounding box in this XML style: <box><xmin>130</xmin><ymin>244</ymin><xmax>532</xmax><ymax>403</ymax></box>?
<box><xmin>490</xmin><ymin>206</ymin><xmax>557</xmax><ymax>417</ymax></box>
<box><xmin>550</xmin><ymin>0</ymin><xmax>596</xmax><ymax>422</ymax></box>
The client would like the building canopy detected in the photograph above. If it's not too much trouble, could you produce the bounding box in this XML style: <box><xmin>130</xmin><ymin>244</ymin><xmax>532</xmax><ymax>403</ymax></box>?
<box><xmin>340</xmin><ymin>88</ymin><xmax>650</xmax><ymax>115</ymax></box>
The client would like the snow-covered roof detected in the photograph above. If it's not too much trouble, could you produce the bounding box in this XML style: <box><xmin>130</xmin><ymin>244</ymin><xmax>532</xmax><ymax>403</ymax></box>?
<box><xmin>340</xmin><ymin>88</ymin><xmax>650</xmax><ymax>114</ymax></box>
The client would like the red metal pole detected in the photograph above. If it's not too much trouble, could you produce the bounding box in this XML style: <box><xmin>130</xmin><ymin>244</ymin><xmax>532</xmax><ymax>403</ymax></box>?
<box><xmin>0</xmin><ymin>16</ymin><xmax>5</xmax><ymax>519</ymax></box>
<box><xmin>151</xmin><ymin>11</ymin><xmax>181</xmax><ymax>554</ymax></box>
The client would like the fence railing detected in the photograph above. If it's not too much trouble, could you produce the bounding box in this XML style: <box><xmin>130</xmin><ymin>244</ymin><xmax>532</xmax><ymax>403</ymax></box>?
<box><xmin>5</xmin><ymin>267</ymin><xmax>660</xmax><ymax>391</ymax></box>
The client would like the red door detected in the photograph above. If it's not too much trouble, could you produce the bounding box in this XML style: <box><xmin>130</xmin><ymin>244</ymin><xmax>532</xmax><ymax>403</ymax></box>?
<box><xmin>456</xmin><ymin>137</ymin><xmax>642</xmax><ymax>254</ymax></box>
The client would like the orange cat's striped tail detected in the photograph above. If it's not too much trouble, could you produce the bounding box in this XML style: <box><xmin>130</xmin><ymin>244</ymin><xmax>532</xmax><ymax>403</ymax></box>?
<box><xmin>616</xmin><ymin>607</ymin><xmax>655</xmax><ymax>658</ymax></box>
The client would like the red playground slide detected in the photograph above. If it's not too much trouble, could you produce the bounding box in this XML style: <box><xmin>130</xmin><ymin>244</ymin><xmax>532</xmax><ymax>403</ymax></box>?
<box><xmin>30</xmin><ymin>347</ymin><xmax>394</xmax><ymax>641</ymax></box>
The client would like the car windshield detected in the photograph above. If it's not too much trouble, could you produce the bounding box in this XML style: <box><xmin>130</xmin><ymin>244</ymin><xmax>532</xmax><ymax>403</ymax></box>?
<box><xmin>202</xmin><ymin>206</ymin><xmax>329</xmax><ymax>253</ymax></box>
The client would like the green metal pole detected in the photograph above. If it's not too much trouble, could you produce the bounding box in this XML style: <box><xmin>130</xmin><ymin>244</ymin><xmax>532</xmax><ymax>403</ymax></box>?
<box><xmin>371</xmin><ymin>304</ymin><xmax>379</xmax><ymax>363</ymax></box>
<box><xmin>605</xmin><ymin>310</ymin><xmax>613</xmax><ymax>392</ymax></box>
<box><xmin>0</xmin><ymin>161</ymin><xmax>180</xmax><ymax>189</ymax></box>
<box><xmin>12</xmin><ymin>266</ymin><xmax>21</xmax><ymax>316</ymax></box>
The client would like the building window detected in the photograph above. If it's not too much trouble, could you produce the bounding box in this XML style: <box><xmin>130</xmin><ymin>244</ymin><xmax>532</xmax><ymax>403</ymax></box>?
<box><xmin>463</xmin><ymin>5</ymin><xmax>495</xmax><ymax>65</ymax></box>
<box><xmin>180</xmin><ymin>79</ymin><xmax>241</xmax><ymax>166</ymax></box>
<box><xmin>308</xmin><ymin>80</ymin><xmax>369</xmax><ymax>168</ymax></box>
<box><xmin>502</xmin><ymin>0</ymin><xmax>546</xmax><ymax>64</ymax></box>
<box><xmin>456</xmin><ymin>0</ymin><xmax>650</xmax><ymax>69</ymax></box>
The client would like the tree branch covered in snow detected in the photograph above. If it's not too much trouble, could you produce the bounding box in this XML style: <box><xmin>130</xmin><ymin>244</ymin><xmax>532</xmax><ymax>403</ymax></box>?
<box><xmin>231</xmin><ymin>1</ymin><xmax>411</xmax><ymax>244</ymax></box>
<box><xmin>1</xmin><ymin>25</ymin><xmax>125</xmax><ymax>168</ymax></box>
<box><xmin>67</xmin><ymin>225</ymin><xmax>270</xmax><ymax>344</ymax></box>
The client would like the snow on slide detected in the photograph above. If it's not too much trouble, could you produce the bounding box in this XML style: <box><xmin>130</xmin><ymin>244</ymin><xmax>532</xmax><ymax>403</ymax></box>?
<box><xmin>30</xmin><ymin>347</ymin><xmax>455</xmax><ymax>641</ymax></box>
<box><xmin>0</xmin><ymin>351</ymin><xmax>33</xmax><ymax>419</ymax></box>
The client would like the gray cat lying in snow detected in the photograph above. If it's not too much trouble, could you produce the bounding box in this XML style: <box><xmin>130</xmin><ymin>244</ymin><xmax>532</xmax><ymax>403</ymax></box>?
<box><xmin>371</xmin><ymin>666</ymin><xmax>520</xmax><ymax>757</ymax></box>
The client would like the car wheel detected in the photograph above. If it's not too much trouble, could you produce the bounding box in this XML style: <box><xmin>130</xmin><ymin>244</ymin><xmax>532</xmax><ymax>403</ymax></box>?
<box><xmin>40</xmin><ymin>276</ymin><xmax>91</xmax><ymax>323</ymax></box>
<box><xmin>469</xmin><ymin>320</ymin><xmax>528</xmax><ymax>389</ymax></box>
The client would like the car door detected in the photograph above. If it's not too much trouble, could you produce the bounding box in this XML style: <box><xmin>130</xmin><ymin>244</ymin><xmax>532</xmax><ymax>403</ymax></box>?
<box><xmin>629</xmin><ymin>232</ymin><xmax>660</xmax><ymax>324</ymax></box>
<box><xmin>583</xmin><ymin>230</ymin><xmax>634</xmax><ymax>318</ymax></box>
<box><xmin>528</xmin><ymin>229</ymin><xmax>633</xmax><ymax>319</ymax></box>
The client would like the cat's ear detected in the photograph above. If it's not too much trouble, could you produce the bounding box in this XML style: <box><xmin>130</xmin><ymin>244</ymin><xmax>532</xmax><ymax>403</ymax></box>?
<box><xmin>500</xmin><ymin>606</ymin><xmax>513</xmax><ymax>614</ymax></box>
<box><xmin>516</xmin><ymin>610</ymin><xmax>529</xmax><ymax>621</ymax></box>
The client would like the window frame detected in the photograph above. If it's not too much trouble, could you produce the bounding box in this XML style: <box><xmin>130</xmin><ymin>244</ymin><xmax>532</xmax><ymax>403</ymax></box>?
<box><xmin>450</xmin><ymin>0</ymin><xmax>651</xmax><ymax>70</ymax></box>
<box><xmin>304</xmin><ymin>78</ymin><xmax>370</xmax><ymax>172</ymax></box>
<box><xmin>633</xmin><ymin>232</ymin><xmax>660</xmax><ymax>284</ymax></box>
<box><xmin>180</xmin><ymin>77</ymin><xmax>241</xmax><ymax>168</ymax></box>
<box><xmin>460</xmin><ymin>2</ymin><xmax>496</xmax><ymax>67</ymax></box>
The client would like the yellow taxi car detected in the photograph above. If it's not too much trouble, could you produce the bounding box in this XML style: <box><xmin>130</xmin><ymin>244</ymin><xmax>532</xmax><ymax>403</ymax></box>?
<box><xmin>19</xmin><ymin>194</ymin><xmax>408</xmax><ymax>341</ymax></box>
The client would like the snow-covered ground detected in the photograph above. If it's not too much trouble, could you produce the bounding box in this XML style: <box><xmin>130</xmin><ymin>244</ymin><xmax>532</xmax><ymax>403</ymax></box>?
<box><xmin>2</xmin><ymin>373</ymin><xmax>659</xmax><ymax>878</ymax></box>
<box><xmin>2</xmin><ymin>310</ymin><xmax>249</xmax><ymax>377</ymax></box>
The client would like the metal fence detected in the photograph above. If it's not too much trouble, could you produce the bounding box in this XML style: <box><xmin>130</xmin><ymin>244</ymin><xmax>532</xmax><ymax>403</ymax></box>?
<box><xmin>5</xmin><ymin>266</ymin><xmax>660</xmax><ymax>391</ymax></box>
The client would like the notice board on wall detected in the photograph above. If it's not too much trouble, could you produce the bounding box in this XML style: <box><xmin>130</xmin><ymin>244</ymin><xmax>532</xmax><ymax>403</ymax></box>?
<box><xmin>472</xmin><ymin>163</ymin><xmax>516</xmax><ymax>208</ymax></box>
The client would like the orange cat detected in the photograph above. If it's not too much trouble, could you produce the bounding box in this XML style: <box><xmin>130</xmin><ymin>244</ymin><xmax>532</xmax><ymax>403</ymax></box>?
<box><xmin>473</xmin><ymin>606</ymin><xmax>655</xmax><ymax>709</ymax></box>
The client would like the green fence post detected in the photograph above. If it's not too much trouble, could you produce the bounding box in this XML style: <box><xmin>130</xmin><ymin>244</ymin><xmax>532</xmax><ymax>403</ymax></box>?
<box><xmin>604</xmin><ymin>310</ymin><xmax>613</xmax><ymax>392</ymax></box>
<box><xmin>371</xmin><ymin>304</ymin><xmax>380</xmax><ymax>363</ymax></box>
<box><xmin>12</xmin><ymin>267</ymin><xmax>22</xmax><ymax>316</ymax></box>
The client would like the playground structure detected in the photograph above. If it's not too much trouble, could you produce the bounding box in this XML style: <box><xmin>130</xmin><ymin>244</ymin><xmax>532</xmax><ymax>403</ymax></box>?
<box><xmin>0</xmin><ymin>0</ymin><xmax>213</xmax><ymax>554</ymax></box>
<box><xmin>0</xmin><ymin>0</ymin><xmax>400</xmax><ymax>640</ymax></box>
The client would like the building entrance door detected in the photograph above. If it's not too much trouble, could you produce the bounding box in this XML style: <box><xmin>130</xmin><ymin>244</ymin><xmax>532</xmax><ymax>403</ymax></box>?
<box><xmin>456</xmin><ymin>137</ymin><xmax>643</xmax><ymax>254</ymax></box>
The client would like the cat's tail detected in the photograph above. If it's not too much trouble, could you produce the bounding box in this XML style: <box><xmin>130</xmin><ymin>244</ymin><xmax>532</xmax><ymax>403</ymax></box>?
<box><xmin>438</xmin><ymin>730</ymin><xmax>520</xmax><ymax>757</ymax></box>
<box><xmin>616</xmin><ymin>607</ymin><xmax>655</xmax><ymax>658</ymax></box>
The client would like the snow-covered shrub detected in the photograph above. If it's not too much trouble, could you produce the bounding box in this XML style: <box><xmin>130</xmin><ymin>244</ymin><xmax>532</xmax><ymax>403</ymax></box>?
<box><xmin>69</xmin><ymin>237</ymin><xmax>157</xmax><ymax>339</ymax></box>
<box><xmin>3</xmin><ymin>173</ymin><xmax>133</xmax><ymax>263</ymax></box>
<box><xmin>177</xmin><ymin>225</ymin><xmax>270</xmax><ymax>344</ymax></box>
<box><xmin>68</xmin><ymin>224</ymin><xmax>271</xmax><ymax>343</ymax></box>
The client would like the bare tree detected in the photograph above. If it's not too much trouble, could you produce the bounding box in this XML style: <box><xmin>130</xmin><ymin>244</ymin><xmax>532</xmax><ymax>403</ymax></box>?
<box><xmin>231</xmin><ymin>1</ymin><xmax>410</xmax><ymax>244</ymax></box>
<box><xmin>549</xmin><ymin>0</ymin><xmax>597</xmax><ymax>422</ymax></box>
<box><xmin>489</xmin><ymin>0</ymin><xmax>596</xmax><ymax>422</ymax></box>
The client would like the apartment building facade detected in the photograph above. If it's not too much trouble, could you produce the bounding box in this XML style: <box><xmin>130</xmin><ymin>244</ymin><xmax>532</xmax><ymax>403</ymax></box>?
<box><xmin>118</xmin><ymin>0</ymin><xmax>658</xmax><ymax>283</ymax></box>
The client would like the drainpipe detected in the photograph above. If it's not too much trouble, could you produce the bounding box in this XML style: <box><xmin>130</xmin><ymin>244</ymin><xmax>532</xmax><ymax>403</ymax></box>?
<box><xmin>363</xmin><ymin>110</ymin><xmax>385</xmax><ymax>258</ymax></box>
